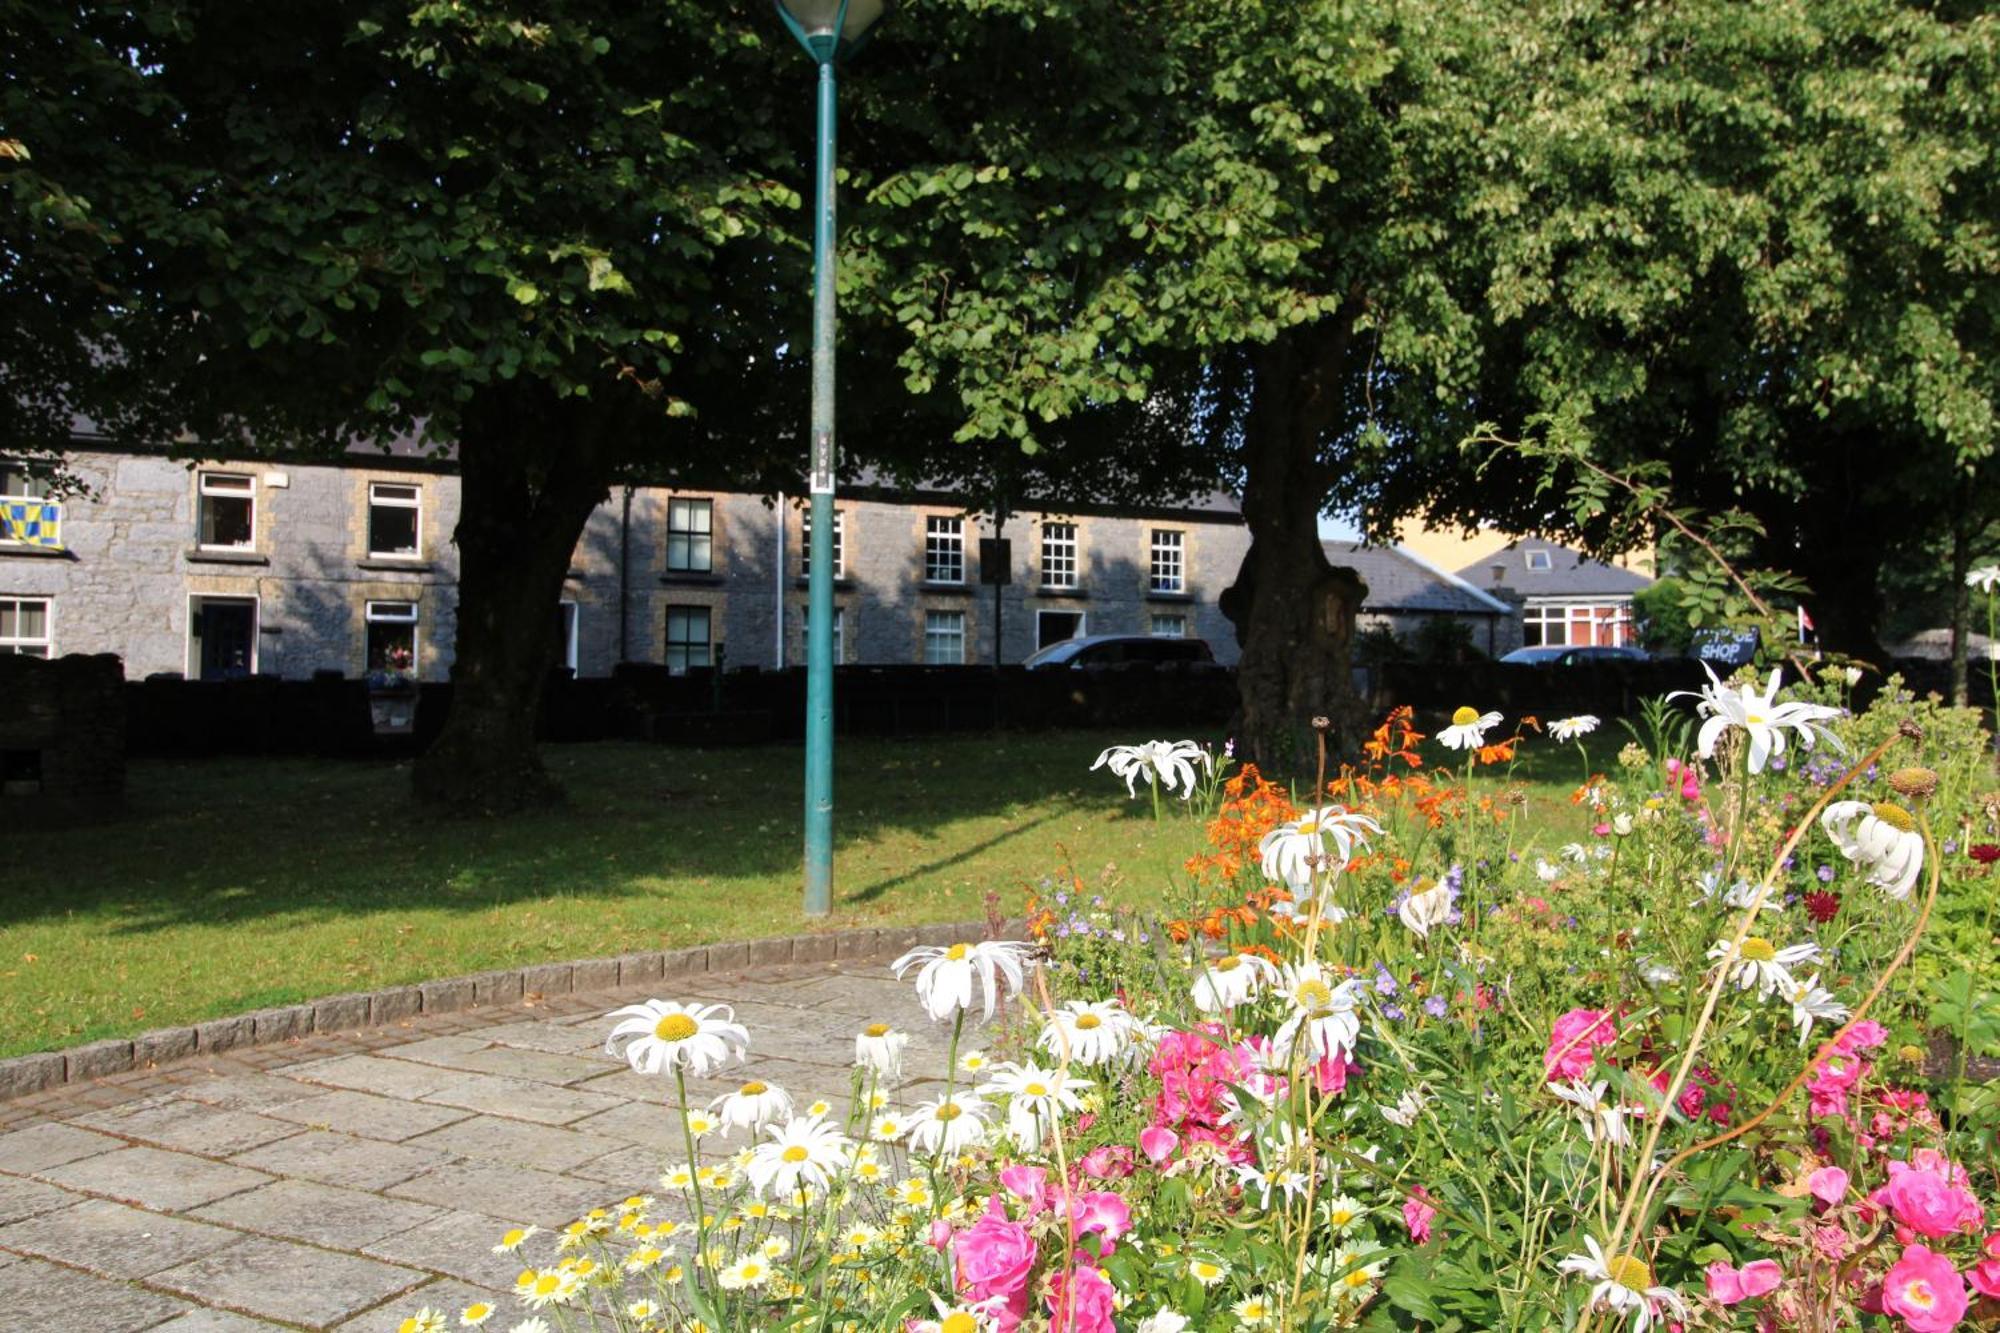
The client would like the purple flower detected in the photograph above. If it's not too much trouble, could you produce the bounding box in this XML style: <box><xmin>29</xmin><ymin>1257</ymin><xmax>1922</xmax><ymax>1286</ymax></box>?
<box><xmin>1816</xmin><ymin>864</ymin><xmax>1836</xmax><ymax>883</ymax></box>
<box><xmin>1381</xmin><ymin>1003</ymin><xmax>1406</xmax><ymax>1021</ymax></box>
<box><xmin>1423</xmin><ymin>996</ymin><xmax>1448</xmax><ymax>1018</ymax></box>
<box><xmin>1374</xmin><ymin>965</ymin><xmax>1400</xmax><ymax>997</ymax></box>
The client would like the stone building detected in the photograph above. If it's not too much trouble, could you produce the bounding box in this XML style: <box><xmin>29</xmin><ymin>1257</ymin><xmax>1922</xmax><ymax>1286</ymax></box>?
<box><xmin>1323</xmin><ymin>540</ymin><xmax>1521</xmax><ymax>657</ymax></box>
<box><xmin>0</xmin><ymin>439</ymin><xmax>1250</xmax><ymax>679</ymax></box>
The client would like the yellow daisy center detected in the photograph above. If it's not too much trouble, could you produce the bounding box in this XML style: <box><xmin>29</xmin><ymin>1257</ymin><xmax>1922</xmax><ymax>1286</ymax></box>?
<box><xmin>533</xmin><ymin>1274</ymin><xmax>561</xmax><ymax>1294</ymax></box>
<box><xmin>1295</xmin><ymin>820</ymin><xmax>1319</xmax><ymax>836</ymax></box>
<box><xmin>1025</xmin><ymin>1082</ymin><xmax>1048</xmax><ymax>1097</ymax></box>
<box><xmin>1739</xmin><ymin>936</ymin><xmax>1776</xmax><ymax>962</ymax></box>
<box><xmin>654</xmin><ymin>1013</ymin><xmax>699</xmax><ymax>1042</ymax></box>
<box><xmin>941</xmin><ymin>1315</ymin><xmax>977</xmax><ymax>1333</ymax></box>
<box><xmin>1606</xmin><ymin>1254</ymin><xmax>1653</xmax><ymax>1292</ymax></box>
<box><xmin>1451</xmin><ymin>706</ymin><xmax>1480</xmax><ymax>726</ymax></box>
<box><xmin>1074</xmin><ymin>1013</ymin><xmax>1102</xmax><ymax>1030</ymax></box>
<box><xmin>1869</xmin><ymin>801</ymin><xmax>1916</xmax><ymax>832</ymax></box>
<box><xmin>1296</xmin><ymin>979</ymin><xmax>1333</xmax><ymax>1009</ymax></box>
<box><xmin>1344</xmin><ymin>1268</ymin><xmax>1371</xmax><ymax>1287</ymax></box>
<box><xmin>739</xmin><ymin>1081</ymin><xmax>767</xmax><ymax>1096</ymax></box>
<box><xmin>864</xmin><ymin>1023</ymin><xmax>892</xmax><ymax>1037</ymax></box>
<box><xmin>1214</xmin><ymin>955</ymin><xmax>1244</xmax><ymax>972</ymax></box>
<box><xmin>782</xmin><ymin>1145</ymin><xmax>809</xmax><ymax>1163</ymax></box>
<box><xmin>1329</xmin><ymin>1208</ymin><xmax>1353</xmax><ymax>1225</ymax></box>
<box><xmin>935</xmin><ymin>1102</ymin><xmax>963</xmax><ymax>1121</ymax></box>
<box><xmin>945</xmin><ymin>943</ymin><xmax>971</xmax><ymax>961</ymax></box>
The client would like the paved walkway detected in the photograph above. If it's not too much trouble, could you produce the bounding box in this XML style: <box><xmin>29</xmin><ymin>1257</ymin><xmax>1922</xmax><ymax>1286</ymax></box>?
<box><xmin>0</xmin><ymin>955</ymin><xmax>957</xmax><ymax>1331</ymax></box>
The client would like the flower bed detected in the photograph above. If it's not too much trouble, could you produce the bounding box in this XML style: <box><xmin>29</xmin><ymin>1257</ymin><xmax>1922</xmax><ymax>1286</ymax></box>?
<box><xmin>394</xmin><ymin>667</ymin><xmax>2000</xmax><ymax>1333</ymax></box>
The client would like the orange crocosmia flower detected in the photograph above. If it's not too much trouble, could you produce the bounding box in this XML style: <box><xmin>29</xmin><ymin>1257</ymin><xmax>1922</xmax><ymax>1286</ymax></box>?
<box><xmin>1165</xmin><ymin>919</ymin><xmax>1192</xmax><ymax>944</ymax></box>
<box><xmin>1476</xmin><ymin>739</ymin><xmax>1517</xmax><ymax>765</ymax></box>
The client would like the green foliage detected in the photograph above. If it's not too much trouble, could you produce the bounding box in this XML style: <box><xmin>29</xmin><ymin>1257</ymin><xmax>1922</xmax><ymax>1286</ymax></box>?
<box><xmin>1630</xmin><ymin>579</ymin><xmax>1696</xmax><ymax>657</ymax></box>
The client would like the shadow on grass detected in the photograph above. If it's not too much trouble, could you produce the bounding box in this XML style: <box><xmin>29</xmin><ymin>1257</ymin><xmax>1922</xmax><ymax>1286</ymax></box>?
<box><xmin>0</xmin><ymin>731</ymin><xmax>1156</xmax><ymax>934</ymax></box>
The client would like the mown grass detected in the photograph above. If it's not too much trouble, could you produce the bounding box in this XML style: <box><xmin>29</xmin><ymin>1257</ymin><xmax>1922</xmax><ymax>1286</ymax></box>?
<box><xmin>0</xmin><ymin>729</ymin><xmax>1607</xmax><ymax>1057</ymax></box>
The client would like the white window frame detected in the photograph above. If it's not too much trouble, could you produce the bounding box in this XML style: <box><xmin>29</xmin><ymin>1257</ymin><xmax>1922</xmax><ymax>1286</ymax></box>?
<box><xmin>666</xmin><ymin>497</ymin><xmax>714</xmax><ymax>573</ymax></box>
<box><xmin>924</xmin><ymin>516</ymin><xmax>965</xmax><ymax>585</ymax></box>
<box><xmin>184</xmin><ymin>593</ymin><xmax>261</xmax><ymax>678</ymax></box>
<box><xmin>1035</xmin><ymin>608</ymin><xmax>1085</xmax><ymax>650</ymax></box>
<box><xmin>0</xmin><ymin>596</ymin><xmax>54</xmax><ymax>657</ymax></box>
<box><xmin>1149</xmin><ymin>529</ymin><xmax>1185</xmax><ymax>594</ymax></box>
<box><xmin>664</xmin><ymin>604</ymin><xmax>713</xmax><ymax>673</ymax></box>
<box><xmin>801</xmin><ymin>604</ymin><xmax>845</xmax><ymax>663</ymax></box>
<box><xmin>1150</xmin><ymin>613</ymin><xmax>1188</xmax><ymax>638</ymax></box>
<box><xmin>924</xmin><ymin>609</ymin><xmax>966</xmax><ymax>665</ymax></box>
<box><xmin>364</xmin><ymin>599</ymin><xmax>421</xmax><ymax>675</ymax></box>
<box><xmin>366</xmin><ymin>482</ymin><xmax>423</xmax><ymax>560</ymax></box>
<box><xmin>557</xmin><ymin>599</ymin><xmax>580</xmax><ymax>673</ymax></box>
<box><xmin>196</xmin><ymin>471</ymin><xmax>257</xmax><ymax>551</ymax></box>
<box><xmin>800</xmin><ymin>508</ymin><xmax>845</xmax><ymax>578</ymax></box>
<box><xmin>1040</xmin><ymin>522</ymin><xmax>1078</xmax><ymax>589</ymax></box>
<box><xmin>1525</xmin><ymin>549</ymin><xmax>1553</xmax><ymax>571</ymax></box>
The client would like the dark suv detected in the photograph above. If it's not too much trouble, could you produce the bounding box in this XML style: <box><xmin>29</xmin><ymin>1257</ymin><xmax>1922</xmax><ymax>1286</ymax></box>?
<box><xmin>1023</xmin><ymin>634</ymin><xmax>1219</xmax><ymax>670</ymax></box>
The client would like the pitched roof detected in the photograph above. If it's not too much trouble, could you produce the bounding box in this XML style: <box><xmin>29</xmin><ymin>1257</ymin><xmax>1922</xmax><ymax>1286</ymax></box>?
<box><xmin>1323</xmin><ymin>541</ymin><xmax>1512</xmax><ymax>615</ymax></box>
<box><xmin>1454</xmin><ymin>539</ymin><xmax>1651</xmax><ymax>598</ymax></box>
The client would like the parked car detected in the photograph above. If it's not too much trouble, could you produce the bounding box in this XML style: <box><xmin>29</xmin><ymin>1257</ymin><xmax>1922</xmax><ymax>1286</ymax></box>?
<box><xmin>1500</xmin><ymin>645</ymin><xmax>1650</xmax><ymax>667</ymax></box>
<box><xmin>1024</xmin><ymin>634</ymin><xmax>1219</xmax><ymax>670</ymax></box>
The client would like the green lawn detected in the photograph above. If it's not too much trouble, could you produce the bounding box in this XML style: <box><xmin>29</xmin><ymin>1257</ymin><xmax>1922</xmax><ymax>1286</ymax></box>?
<box><xmin>0</xmin><ymin>729</ymin><xmax>1602</xmax><ymax>1058</ymax></box>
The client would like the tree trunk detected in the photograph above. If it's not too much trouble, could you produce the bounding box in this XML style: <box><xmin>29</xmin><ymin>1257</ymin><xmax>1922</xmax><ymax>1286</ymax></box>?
<box><xmin>1221</xmin><ymin>324</ymin><xmax>1368</xmax><ymax>776</ymax></box>
<box><xmin>1780</xmin><ymin>451</ymin><xmax>1890</xmax><ymax>665</ymax></box>
<box><xmin>412</xmin><ymin>390</ymin><xmax>613</xmax><ymax>814</ymax></box>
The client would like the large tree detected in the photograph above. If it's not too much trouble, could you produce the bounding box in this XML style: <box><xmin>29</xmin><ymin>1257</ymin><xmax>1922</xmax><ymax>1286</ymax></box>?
<box><xmin>2</xmin><ymin>2</ymin><xmax>816</xmax><ymax>810</ymax></box>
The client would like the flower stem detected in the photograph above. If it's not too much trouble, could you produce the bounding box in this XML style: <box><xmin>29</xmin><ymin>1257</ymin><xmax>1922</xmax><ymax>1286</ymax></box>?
<box><xmin>673</xmin><ymin>1066</ymin><xmax>710</xmax><ymax>1302</ymax></box>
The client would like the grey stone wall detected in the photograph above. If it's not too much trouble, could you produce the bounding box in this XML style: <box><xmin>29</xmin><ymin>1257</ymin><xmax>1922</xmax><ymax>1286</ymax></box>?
<box><xmin>5</xmin><ymin>449</ymin><xmax>1252</xmax><ymax>679</ymax></box>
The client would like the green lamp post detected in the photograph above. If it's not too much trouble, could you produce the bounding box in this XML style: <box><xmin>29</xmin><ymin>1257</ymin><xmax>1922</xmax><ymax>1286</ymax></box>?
<box><xmin>775</xmin><ymin>0</ymin><xmax>884</xmax><ymax>917</ymax></box>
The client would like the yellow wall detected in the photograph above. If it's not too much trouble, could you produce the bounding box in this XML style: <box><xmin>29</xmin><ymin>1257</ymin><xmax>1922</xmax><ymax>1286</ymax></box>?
<box><xmin>1390</xmin><ymin>519</ymin><xmax>1656</xmax><ymax>580</ymax></box>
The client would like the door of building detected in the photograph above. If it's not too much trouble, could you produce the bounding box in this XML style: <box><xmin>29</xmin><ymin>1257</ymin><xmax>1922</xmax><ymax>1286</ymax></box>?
<box><xmin>192</xmin><ymin>597</ymin><xmax>257</xmax><ymax>680</ymax></box>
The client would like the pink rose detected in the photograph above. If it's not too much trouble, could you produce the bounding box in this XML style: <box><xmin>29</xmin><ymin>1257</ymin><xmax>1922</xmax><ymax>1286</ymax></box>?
<box><xmin>1809</xmin><ymin>1167</ymin><xmax>1850</xmax><ymax>1208</ymax></box>
<box><xmin>1079</xmin><ymin>1145</ymin><xmax>1134</xmax><ymax>1180</ymax></box>
<box><xmin>1047</xmin><ymin>1262</ymin><xmax>1117</xmax><ymax>1333</ymax></box>
<box><xmin>1706</xmin><ymin>1259</ymin><xmax>1783</xmax><ymax>1305</ymax></box>
<box><xmin>953</xmin><ymin>1198</ymin><xmax>1038</xmax><ymax>1330</ymax></box>
<box><xmin>1836</xmin><ymin>1020</ymin><xmax>1888</xmax><ymax>1053</ymax></box>
<box><xmin>928</xmin><ymin>1217</ymin><xmax>955</xmax><ymax>1251</ymax></box>
<box><xmin>1069</xmin><ymin>1191</ymin><xmax>1131</xmax><ymax>1242</ymax></box>
<box><xmin>1872</xmin><ymin>1165</ymin><xmax>1986</xmax><ymax>1240</ymax></box>
<box><xmin>1882</xmin><ymin>1244</ymin><xmax>1967</xmax><ymax>1333</ymax></box>
<box><xmin>999</xmin><ymin>1164</ymin><xmax>1051</xmax><ymax>1214</ymax></box>
<box><xmin>1138</xmin><ymin>1126</ymin><xmax>1178</xmax><ymax>1165</ymax></box>
<box><xmin>1545</xmin><ymin>1009</ymin><xmax>1617</xmax><ymax>1082</ymax></box>
<box><xmin>1312</xmin><ymin>1051</ymin><xmax>1357</xmax><ymax>1095</ymax></box>
<box><xmin>1969</xmin><ymin>1259</ymin><xmax>2000</xmax><ymax>1301</ymax></box>
<box><xmin>1404</xmin><ymin>1187</ymin><xmax>1437</xmax><ymax>1245</ymax></box>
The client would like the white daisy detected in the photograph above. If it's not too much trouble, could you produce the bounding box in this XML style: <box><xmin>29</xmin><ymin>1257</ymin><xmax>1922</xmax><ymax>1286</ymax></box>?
<box><xmin>910</xmin><ymin>1296</ymin><xmax>1004</xmax><ymax>1332</ymax></box>
<box><xmin>1550</xmin><ymin>1079</ymin><xmax>1637</xmax><ymax>1146</ymax></box>
<box><xmin>710</xmin><ymin>1079</ymin><xmax>792</xmax><ymax>1135</ymax></box>
<box><xmin>869</xmin><ymin>1111</ymin><xmax>909</xmax><ymax>1142</ymax></box>
<box><xmin>1785</xmin><ymin>974</ymin><xmax>1850</xmax><ymax>1048</ymax></box>
<box><xmin>1396</xmin><ymin>878</ymin><xmax>1454</xmax><ymax>939</ymax></box>
<box><xmin>854</xmin><ymin>1023</ymin><xmax>910</xmax><ymax>1079</ymax></box>
<box><xmin>1190</xmin><ymin>951</ymin><xmax>1279</xmax><ymax>1013</ymax></box>
<box><xmin>1437</xmin><ymin>706</ymin><xmax>1502</xmax><ymax>751</ymax></box>
<box><xmin>1091</xmin><ymin>739</ymin><xmax>1211</xmax><ymax>799</ymax></box>
<box><xmin>1038</xmin><ymin>998</ymin><xmax>1138</xmax><ymax>1067</ymax></box>
<box><xmin>1549</xmin><ymin>714</ymin><xmax>1601</xmax><ymax>743</ymax></box>
<box><xmin>907</xmin><ymin>1093</ymin><xmax>990</xmax><ymax>1157</ymax></box>
<box><xmin>1820</xmin><ymin>800</ymin><xmax>1924</xmax><ymax>900</ymax></box>
<box><xmin>1257</xmin><ymin>804</ymin><xmax>1383</xmax><ymax>892</ymax></box>
<box><xmin>716</xmin><ymin>1255</ymin><xmax>776</xmax><ymax>1290</ymax></box>
<box><xmin>1706</xmin><ymin>934</ymin><xmax>1821</xmax><ymax>998</ymax></box>
<box><xmin>1377</xmin><ymin>1087</ymin><xmax>1426</xmax><ymax>1128</ymax></box>
<box><xmin>1135</xmin><ymin>1311</ymin><xmax>1191</xmax><ymax>1333</ymax></box>
<box><xmin>1233</xmin><ymin>1163</ymin><xmax>1310</xmax><ymax>1209</ymax></box>
<box><xmin>744</xmin><ymin>1114</ymin><xmax>852</xmax><ymax>1198</ymax></box>
<box><xmin>1672</xmin><ymin>663</ymin><xmax>1842</xmax><ymax>774</ymax></box>
<box><xmin>891</xmin><ymin>940</ymin><xmax>1034</xmax><ymax>1022</ymax></box>
<box><xmin>1232</xmin><ymin>1292</ymin><xmax>1278</xmax><ymax>1327</ymax></box>
<box><xmin>1966</xmin><ymin>564</ymin><xmax>2000</xmax><ymax>594</ymax></box>
<box><xmin>1558</xmin><ymin>1236</ymin><xmax>1688</xmax><ymax>1331</ymax></box>
<box><xmin>604</xmin><ymin>1000</ymin><xmax>749</xmax><ymax>1079</ymax></box>
<box><xmin>1322</xmin><ymin>1194</ymin><xmax>1368</xmax><ymax>1234</ymax></box>
<box><xmin>1273</xmin><ymin>964</ymin><xmax>1363</xmax><ymax>1062</ymax></box>
<box><xmin>979</xmin><ymin>1060</ymin><xmax>1090</xmax><ymax>1150</ymax></box>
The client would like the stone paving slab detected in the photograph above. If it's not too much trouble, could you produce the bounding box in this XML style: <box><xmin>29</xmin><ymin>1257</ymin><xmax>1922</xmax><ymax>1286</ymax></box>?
<box><xmin>0</xmin><ymin>952</ymin><xmax>955</xmax><ymax>1329</ymax></box>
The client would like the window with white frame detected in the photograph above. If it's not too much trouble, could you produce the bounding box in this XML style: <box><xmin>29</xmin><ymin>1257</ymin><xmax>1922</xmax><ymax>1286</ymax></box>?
<box><xmin>666</xmin><ymin>497</ymin><xmax>714</xmax><ymax>573</ymax></box>
<box><xmin>924</xmin><ymin>609</ymin><xmax>965</xmax><ymax>664</ymax></box>
<box><xmin>1148</xmin><ymin>529</ymin><xmax>1185</xmax><ymax>593</ymax></box>
<box><xmin>1525</xmin><ymin>549</ymin><xmax>1553</xmax><ymax>571</ymax></box>
<box><xmin>197</xmin><ymin>472</ymin><xmax>256</xmax><ymax>549</ymax></box>
<box><xmin>800</xmin><ymin>605</ymin><xmax>844</xmax><ymax>663</ymax></box>
<box><xmin>1151</xmin><ymin>613</ymin><xmax>1188</xmax><ymax>638</ymax></box>
<box><xmin>0</xmin><ymin>597</ymin><xmax>52</xmax><ymax>657</ymax></box>
<box><xmin>1040</xmin><ymin>522</ymin><xmax>1078</xmax><ymax>589</ymax></box>
<box><xmin>364</xmin><ymin>600</ymin><xmax>419</xmax><ymax>675</ymax></box>
<box><xmin>1</xmin><ymin>463</ymin><xmax>59</xmax><ymax>548</ymax></box>
<box><xmin>800</xmin><ymin>509</ymin><xmax>845</xmax><ymax>578</ymax></box>
<box><xmin>367</xmin><ymin>483</ymin><xmax>422</xmax><ymax>559</ymax></box>
<box><xmin>0</xmin><ymin>463</ymin><xmax>51</xmax><ymax>500</ymax></box>
<box><xmin>555</xmin><ymin>601</ymin><xmax>579</xmax><ymax>674</ymax></box>
<box><xmin>1522</xmin><ymin>601</ymin><xmax>1632</xmax><ymax>648</ymax></box>
<box><xmin>924</xmin><ymin>516</ymin><xmax>964</xmax><ymax>584</ymax></box>
<box><xmin>665</xmin><ymin>605</ymin><xmax>712</xmax><ymax>672</ymax></box>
